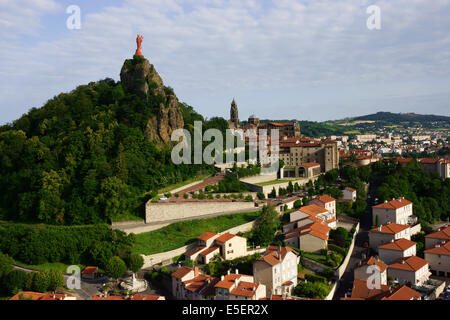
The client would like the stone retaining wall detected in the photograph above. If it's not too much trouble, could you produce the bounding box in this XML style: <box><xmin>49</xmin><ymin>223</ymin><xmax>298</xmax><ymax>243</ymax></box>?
<box><xmin>141</xmin><ymin>220</ymin><xmax>259</xmax><ymax>268</ymax></box>
<box><xmin>145</xmin><ymin>201</ymin><xmax>256</xmax><ymax>224</ymax></box>
<box><xmin>334</xmin><ymin>222</ymin><xmax>360</xmax><ymax>279</ymax></box>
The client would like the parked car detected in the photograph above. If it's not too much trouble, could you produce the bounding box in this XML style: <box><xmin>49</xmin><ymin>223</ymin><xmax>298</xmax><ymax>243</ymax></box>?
<box><xmin>159</xmin><ymin>196</ymin><xmax>168</xmax><ymax>201</ymax></box>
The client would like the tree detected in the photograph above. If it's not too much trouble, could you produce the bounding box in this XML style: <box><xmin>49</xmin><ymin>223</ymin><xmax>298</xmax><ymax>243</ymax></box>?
<box><xmin>126</xmin><ymin>253</ymin><xmax>144</xmax><ymax>273</ymax></box>
<box><xmin>257</xmin><ymin>192</ymin><xmax>265</xmax><ymax>200</ymax></box>
<box><xmin>47</xmin><ymin>269</ymin><xmax>64</xmax><ymax>291</ymax></box>
<box><xmin>287</xmin><ymin>181</ymin><xmax>294</xmax><ymax>193</ymax></box>
<box><xmin>32</xmin><ymin>271</ymin><xmax>50</xmax><ymax>293</ymax></box>
<box><xmin>294</xmin><ymin>200</ymin><xmax>302</xmax><ymax>209</ymax></box>
<box><xmin>105</xmin><ymin>256</ymin><xmax>127</xmax><ymax>280</ymax></box>
<box><xmin>251</xmin><ymin>206</ymin><xmax>280</xmax><ymax>246</ymax></box>
<box><xmin>0</xmin><ymin>252</ymin><xmax>14</xmax><ymax>279</ymax></box>
<box><xmin>269</xmin><ymin>188</ymin><xmax>277</xmax><ymax>199</ymax></box>
<box><xmin>1</xmin><ymin>269</ymin><xmax>28</xmax><ymax>295</ymax></box>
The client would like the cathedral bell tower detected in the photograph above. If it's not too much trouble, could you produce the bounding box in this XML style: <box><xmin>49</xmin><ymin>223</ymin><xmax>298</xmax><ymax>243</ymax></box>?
<box><xmin>228</xmin><ymin>98</ymin><xmax>240</xmax><ymax>129</ymax></box>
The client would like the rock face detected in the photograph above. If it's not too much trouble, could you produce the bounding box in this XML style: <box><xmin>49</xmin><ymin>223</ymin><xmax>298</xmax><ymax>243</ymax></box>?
<box><xmin>120</xmin><ymin>56</ymin><xmax>184</xmax><ymax>144</ymax></box>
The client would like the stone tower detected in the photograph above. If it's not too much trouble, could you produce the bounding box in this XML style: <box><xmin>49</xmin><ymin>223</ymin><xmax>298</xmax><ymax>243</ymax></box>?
<box><xmin>229</xmin><ymin>98</ymin><xmax>240</xmax><ymax>129</ymax></box>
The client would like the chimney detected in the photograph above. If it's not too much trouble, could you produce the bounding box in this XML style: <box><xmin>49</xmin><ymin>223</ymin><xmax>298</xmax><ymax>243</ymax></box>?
<box><xmin>378</xmin><ymin>225</ymin><xmax>382</xmax><ymax>232</ymax></box>
<box><xmin>234</xmin><ymin>279</ymin><xmax>239</xmax><ymax>287</ymax></box>
<box><xmin>227</xmin><ymin>269</ymin><xmax>230</xmax><ymax>275</ymax></box>
<box><xmin>194</xmin><ymin>267</ymin><xmax>199</xmax><ymax>277</ymax></box>
<box><xmin>391</xmin><ymin>239</ymin><xmax>394</xmax><ymax>243</ymax></box>
<box><xmin>235</xmin><ymin>268</ymin><xmax>239</xmax><ymax>274</ymax></box>
<box><xmin>401</xmin><ymin>260</ymin><xmax>405</xmax><ymax>264</ymax></box>
<box><xmin>221</xmin><ymin>275</ymin><xmax>224</xmax><ymax>281</ymax></box>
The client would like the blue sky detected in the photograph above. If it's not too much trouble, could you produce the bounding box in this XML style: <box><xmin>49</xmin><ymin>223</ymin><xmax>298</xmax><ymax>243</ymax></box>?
<box><xmin>1</xmin><ymin>0</ymin><xmax>449</xmax><ymax>125</ymax></box>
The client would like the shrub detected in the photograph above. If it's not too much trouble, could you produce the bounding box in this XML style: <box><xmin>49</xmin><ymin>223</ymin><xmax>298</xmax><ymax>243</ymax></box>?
<box><xmin>305</xmin><ymin>273</ymin><xmax>327</xmax><ymax>283</ymax></box>
<box><xmin>322</xmin><ymin>268</ymin><xmax>334</xmax><ymax>280</ymax></box>
<box><xmin>256</xmin><ymin>192</ymin><xmax>265</xmax><ymax>200</ymax></box>
<box><xmin>105</xmin><ymin>256</ymin><xmax>127</xmax><ymax>280</ymax></box>
<box><xmin>216</xmin><ymin>194</ymin><xmax>221</xmax><ymax>199</ymax></box>
<box><xmin>175</xmin><ymin>193</ymin><xmax>179</xmax><ymax>198</ymax></box>
<box><xmin>32</xmin><ymin>271</ymin><xmax>50</xmax><ymax>293</ymax></box>
<box><xmin>320</xmin><ymin>249</ymin><xmax>328</xmax><ymax>256</ymax></box>
<box><xmin>245</xmin><ymin>195</ymin><xmax>253</xmax><ymax>201</ymax></box>
<box><xmin>2</xmin><ymin>269</ymin><xmax>28</xmax><ymax>295</ymax></box>
<box><xmin>328</xmin><ymin>244</ymin><xmax>347</xmax><ymax>256</ymax></box>
<box><xmin>183</xmin><ymin>193</ymin><xmax>189</xmax><ymax>199</ymax></box>
<box><xmin>47</xmin><ymin>269</ymin><xmax>64</xmax><ymax>291</ymax></box>
<box><xmin>294</xmin><ymin>200</ymin><xmax>302</xmax><ymax>209</ymax></box>
<box><xmin>295</xmin><ymin>281</ymin><xmax>330</xmax><ymax>299</ymax></box>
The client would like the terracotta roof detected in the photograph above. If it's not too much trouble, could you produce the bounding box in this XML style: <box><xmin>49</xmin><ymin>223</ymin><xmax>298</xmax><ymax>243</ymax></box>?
<box><xmin>184</xmin><ymin>245</ymin><xmax>206</xmax><ymax>257</ymax></box>
<box><xmin>230</xmin><ymin>281</ymin><xmax>259</xmax><ymax>297</ymax></box>
<box><xmin>184</xmin><ymin>274</ymin><xmax>217</xmax><ymax>293</ymax></box>
<box><xmin>373</xmin><ymin>198</ymin><xmax>412</xmax><ymax>209</ymax></box>
<box><xmin>381</xmin><ymin>285</ymin><xmax>422</xmax><ymax>300</ymax></box>
<box><xmin>378</xmin><ymin>238</ymin><xmax>416</xmax><ymax>251</ymax></box>
<box><xmin>299</xmin><ymin>204</ymin><xmax>329</xmax><ymax>216</ymax></box>
<box><xmin>345</xmin><ymin>187</ymin><xmax>356</xmax><ymax>192</ymax></box>
<box><xmin>215</xmin><ymin>233</ymin><xmax>238</xmax><ymax>243</ymax></box>
<box><xmin>397</xmin><ymin>157</ymin><xmax>414</xmax><ymax>163</ymax></box>
<box><xmin>285</xmin><ymin>215</ymin><xmax>323</xmax><ymax>227</ymax></box>
<box><xmin>198</xmin><ymin>245</ymin><xmax>221</xmax><ymax>257</ymax></box>
<box><xmin>424</xmin><ymin>241</ymin><xmax>450</xmax><ymax>256</ymax></box>
<box><xmin>355</xmin><ymin>256</ymin><xmax>387</xmax><ymax>273</ymax></box>
<box><xmin>388</xmin><ymin>256</ymin><xmax>428</xmax><ymax>272</ymax></box>
<box><xmin>302</xmin><ymin>162</ymin><xmax>321</xmax><ymax>168</ymax></box>
<box><xmin>258</xmin><ymin>246</ymin><xmax>297</xmax><ymax>266</ymax></box>
<box><xmin>285</xmin><ymin>221</ymin><xmax>330</xmax><ymax>241</ymax></box>
<box><xmin>314</xmin><ymin>194</ymin><xmax>336</xmax><ymax>204</ymax></box>
<box><xmin>351</xmin><ymin>279</ymin><xmax>390</xmax><ymax>300</ymax></box>
<box><xmin>369</xmin><ymin>223</ymin><xmax>410</xmax><ymax>234</ymax></box>
<box><xmin>215</xmin><ymin>274</ymin><xmax>243</xmax><ymax>289</ymax></box>
<box><xmin>197</xmin><ymin>232</ymin><xmax>217</xmax><ymax>241</ymax></box>
<box><xmin>82</xmin><ymin>266</ymin><xmax>98</xmax><ymax>274</ymax></box>
<box><xmin>282</xmin><ymin>281</ymin><xmax>293</xmax><ymax>286</ymax></box>
<box><xmin>171</xmin><ymin>266</ymin><xmax>193</xmax><ymax>279</ymax></box>
<box><xmin>419</xmin><ymin>158</ymin><xmax>440</xmax><ymax>164</ymax></box>
<box><xmin>130</xmin><ymin>294</ymin><xmax>164</xmax><ymax>300</ymax></box>
<box><xmin>425</xmin><ymin>225</ymin><xmax>450</xmax><ymax>240</ymax></box>
<box><xmin>10</xmin><ymin>292</ymin><xmax>76</xmax><ymax>300</ymax></box>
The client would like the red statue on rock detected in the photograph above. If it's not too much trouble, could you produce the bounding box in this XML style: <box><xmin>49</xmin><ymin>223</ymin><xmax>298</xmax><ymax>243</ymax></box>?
<box><xmin>135</xmin><ymin>34</ymin><xmax>144</xmax><ymax>57</ymax></box>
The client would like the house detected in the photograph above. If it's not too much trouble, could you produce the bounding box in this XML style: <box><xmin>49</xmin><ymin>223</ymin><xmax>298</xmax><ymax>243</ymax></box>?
<box><xmin>369</xmin><ymin>223</ymin><xmax>411</xmax><ymax>250</ymax></box>
<box><xmin>372</xmin><ymin>197</ymin><xmax>414</xmax><ymax>226</ymax></box>
<box><xmin>214</xmin><ymin>233</ymin><xmax>247</xmax><ymax>261</ymax></box>
<box><xmin>184</xmin><ymin>232</ymin><xmax>248</xmax><ymax>264</ymax></box>
<box><xmin>178</xmin><ymin>273</ymin><xmax>219</xmax><ymax>300</ymax></box>
<box><xmin>171</xmin><ymin>266</ymin><xmax>197</xmax><ymax>300</ymax></box>
<box><xmin>290</xmin><ymin>203</ymin><xmax>336</xmax><ymax>229</ymax></box>
<box><xmin>380</xmin><ymin>285</ymin><xmax>422</xmax><ymax>300</ymax></box>
<box><xmin>342</xmin><ymin>187</ymin><xmax>357</xmax><ymax>201</ymax></box>
<box><xmin>387</xmin><ymin>256</ymin><xmax>431</xmax><ymax>286</ymax></box>
<box><xmin>81</xmin><ymin>266</ymin><xmax>98</xmax><ymax>280</ymax></box>
<box><xmin>377</xmin><ymin>238</ymin><xmax>417</xmax><ymax>264</ymax></box>
<box><xmin>354</xmin><ymin>256</ymin><xmax>388</xmax><ymax>285</ymax></box>
<box><xmin>214</xmin><ymin>272</ymin><xmax>266</xmax><ymax>300</ymax></box>
<box><xmin>310</xmin><ymin>194</ymin><xmax>337</xmax><ymax>217</ymax></box>
<box><xmin>425</xmin><ymin>224</ymin><xmax>450</xmax><ymax>249</ymax></box>
<box><xmin>343</xmin><ymin>281</ymin><xmax>422</xmax><ymax>300</ymax></box>
<box><xmin>424</xmin><ymin>241</ymin><xmax>450</xmax><ymax>277</ymax></box>
<box><xmin>10</xmin><ymin>292</ymin><xmax>77</xmax><ymax>300</ymax></box>
<box><xmin>347</xmin><ymin>279</ymin><xmax>390</xmax><ymax>300</ymax></box>
<box><xmin>283</xmin><ymin>220</ymin><xmax>330</xmax><ymax>253</ymax></box>
<box><xmin>253</xmin><ymin>246</ymin><xmax>299</xmax><ymax>297</ymax></box>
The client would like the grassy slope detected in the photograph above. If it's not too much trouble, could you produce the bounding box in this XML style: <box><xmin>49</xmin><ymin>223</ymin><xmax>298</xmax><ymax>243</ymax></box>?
<box><xmin>131</xmin><ymin>211</ymin><xmax>261</xmax><ymax>255</ymax></box>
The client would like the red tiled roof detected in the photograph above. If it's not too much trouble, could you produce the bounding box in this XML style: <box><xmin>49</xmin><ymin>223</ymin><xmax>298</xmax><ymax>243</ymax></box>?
<box><xmin>369</xmin><ymin>223</ymin><xmax>410</xmax><ymax>234</ymax></box>
<box><xmin>397</xmin><ymin>157</ymin><xmax>414</xmax><ymax>163</ymax></box>
<box><xmin>198</xmin><ymin>245</ymin><xmax>221</xmax><ymax>257</ymax></box>
<box><xmin>345</xmin><ymin>187</ymin><xmax>356</xmax><ymax>192</ymax></box>
<box><xmin>258</xmin><ymin>246</ymin><xmax>297</xmax><ymax>266</ymax></box>
<box><xmin>215</xmin><ymin>233</ymin><xmax>237</xmax><ymax>243</ymax></box>
<box><xmin>197</xmin><ymin>232</ymin><xmax>217</xmax><ymax>241</ymax></box>
<box><xmin>388</xmin><ymin>256</ymin><xmax>428</xmax><ymax>272</ymax></box>
<box><xmin>171</xmin><ymin>266</ymin><xmax>193</xmax><ymax>279</ymax></box>
<box><xmin>373</xmin><ymin>198</ymin><xmax>412</xmax><ymax>209</ymax></box>
<box><xmin>130</xmin><ymin>294</ymin><xmax>164</xmax><ymax>300</ymax></box>
<box><xmin>356</xmin><ymin>256</ymin><xmax>388</xmax><ymax>273</ymax></box>
<box><xmin>10</xmin><ymin>292</ymin><xmax>76</xmax><ymax>300</ymax></box>
<box><xmin>298</xmin><ymin>204</ymin><xmax>329</xmax><ymax>216</ymax></box>
<box><xmin>230</xmin><ymin>281</ymin><xmax>259</xmax><ymax>297</ymax></box>
<box><xmin>184</xmin><ymin>274</ymin><xmax>217</xmax><ymax>293</ymax></box>
<box><xmin>302</xmin><ymin>162</ymin><xmax>321</xmax><ymax>168</ymax></box>
<box><xmin>424</xmin><ymin>241</ymin><xmax>450</xmax><ymax>256</ymax></box>
<box><xmin>419</xmin><ymin>158</ymin><xmax>440</xmax><ymax>164</ymax></box>
<box><xmin>91</xmin><ymin>295</ymin><xmax>124</xmax><ymax>300</ymax></box>
<box><xmin>82</xmin><ymin>266</ymin><xmax>98</xmax><ymax>274</ymax></box>
<box><xmin>381</xmin><ymin>285</ymin><xmax>421</xmax><ymax>300</ymax></box>
<box><xmin>378</xmin><ymin>238</ymin><xmax>416</xmax><ymax>251</ymax></box>
<box><xmin>425</xmin><ymin>225</ymin><xmax>450</xmax><ymax>240</ymax></box>
<box><xmin>314</xmin><ymin>194</ymin><xmax>336</xmax><ymax>204</ymax></box>
<box><xmin>351</xmin><ymin>279</ymin><xmax>390</xmax><ymax>300</ymax></box>
<box><xmin>215</xmin><ymin>274</ymin><xmax>243</xmax><ymax>289</ymax></box>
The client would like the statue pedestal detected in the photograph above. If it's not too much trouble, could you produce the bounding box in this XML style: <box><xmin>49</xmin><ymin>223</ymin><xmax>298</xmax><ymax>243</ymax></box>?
<box><xmin>120</xmin><ymin>273</ymin><xmax>148</xmax><ymax>293</ymax></box>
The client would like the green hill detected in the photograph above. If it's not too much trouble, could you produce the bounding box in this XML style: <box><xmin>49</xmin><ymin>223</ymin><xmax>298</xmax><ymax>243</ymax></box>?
<box><xmin>0</xmin><ymin>55</ymin><xmax>212</xmax><ymax>225</ymax></box>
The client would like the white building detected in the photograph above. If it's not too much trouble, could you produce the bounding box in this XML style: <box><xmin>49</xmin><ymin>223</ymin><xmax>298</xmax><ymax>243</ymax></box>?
<box><xmin>387</xmin><ymin>256</ymin><xmax>431</xmax><ymax>286</ymax></box>
<box><xmin>253</xmin><ymin>246</ymin><xmax>299</xmax><ymax>297</ymax></box>
<box><xmin>372</xmin><ymin>197</ymin><xmax>414</xmax><ymax>226</ymax></box>
<box><xmin>377</xmin><ymin>238</ymin><xmax>417</xmax><ymax>265</ymax></box>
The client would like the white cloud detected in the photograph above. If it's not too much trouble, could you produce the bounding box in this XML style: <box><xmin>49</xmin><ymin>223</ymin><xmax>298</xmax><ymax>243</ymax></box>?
<box><xmin>1</xmin><ymin>0</ymin><xmax>450</xmax><ymax>124</ymax></box>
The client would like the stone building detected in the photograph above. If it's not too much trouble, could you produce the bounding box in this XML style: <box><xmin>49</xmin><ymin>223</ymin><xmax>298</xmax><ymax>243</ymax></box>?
<box><xmin>228</xmin><ymin>99</ymin><xmax>240</xmax><ymax>129</ymax></box>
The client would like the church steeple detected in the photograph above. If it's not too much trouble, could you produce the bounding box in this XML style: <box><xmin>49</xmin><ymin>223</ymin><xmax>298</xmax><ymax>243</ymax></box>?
<box><xmin>229</xmin><ymin>98</ymin><xmax>240</xmax><ymax>129</ymax></box>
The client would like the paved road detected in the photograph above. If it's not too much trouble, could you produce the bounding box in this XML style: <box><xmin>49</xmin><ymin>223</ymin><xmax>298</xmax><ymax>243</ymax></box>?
<box><xmin>333</xmin><ymin>183</ymin><xmax>375</xmax><ymax>300</ymax></box>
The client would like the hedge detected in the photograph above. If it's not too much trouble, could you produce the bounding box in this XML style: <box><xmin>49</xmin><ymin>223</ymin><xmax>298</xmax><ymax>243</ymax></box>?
<box><xmin>328</xmin><ymin>244</ymin><xmax>348</xmax><ymax>256</ymax></box>
<box><xmin>305</xmin><ymin>273</ymin><xmax>327</xmax><ymax>283</ymax></box>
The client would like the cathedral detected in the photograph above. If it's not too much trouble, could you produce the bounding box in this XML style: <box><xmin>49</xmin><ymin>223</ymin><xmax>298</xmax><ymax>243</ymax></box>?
<box><xmin>228</xmin><ymin>99</ymin><xmax>240</xmax><ymax>129</ymax></box>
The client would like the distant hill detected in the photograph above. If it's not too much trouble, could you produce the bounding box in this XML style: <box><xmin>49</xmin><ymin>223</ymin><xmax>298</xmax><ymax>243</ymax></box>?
<box><xmin>352</xmin><ymin>112</ymin><xmax>450</xmax><ymax>123</ymax></box>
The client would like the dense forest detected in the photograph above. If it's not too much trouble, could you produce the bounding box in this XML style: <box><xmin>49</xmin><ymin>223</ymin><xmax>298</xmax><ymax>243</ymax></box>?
<box><xmin>372</xmin><ymin>160</ymin><xmax>450</xmax><ymax>228</ymax></box>
<box><xmin>0</xmin><ymin>63</ymin><xmax>214</xmax><ymax>225</ymax></box>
